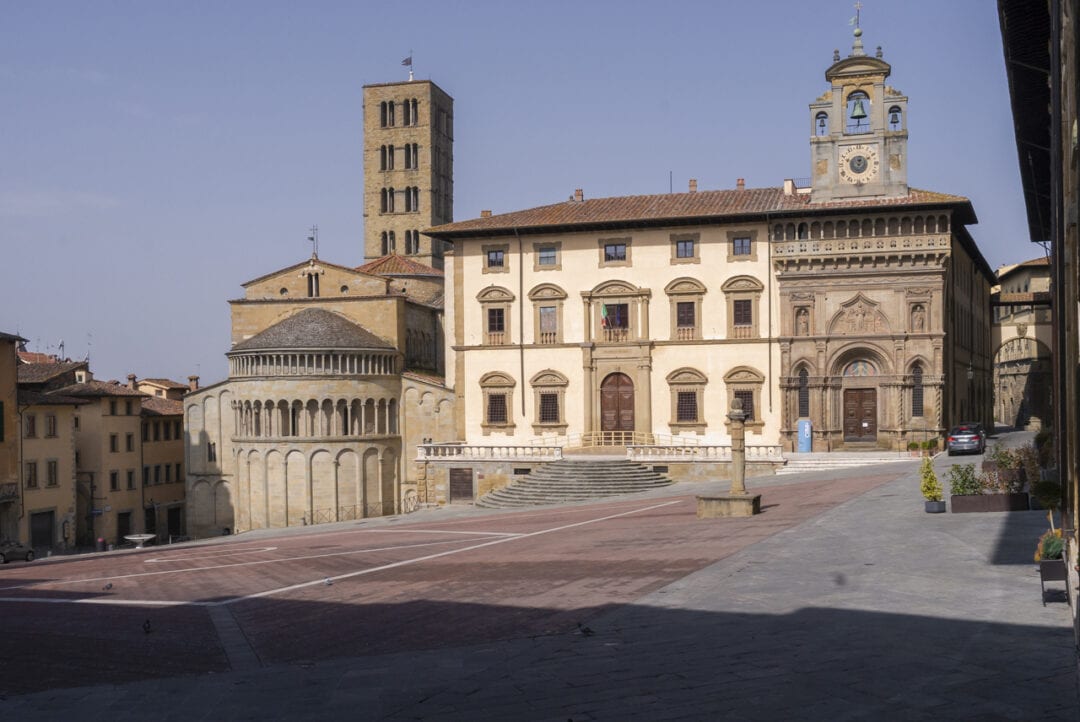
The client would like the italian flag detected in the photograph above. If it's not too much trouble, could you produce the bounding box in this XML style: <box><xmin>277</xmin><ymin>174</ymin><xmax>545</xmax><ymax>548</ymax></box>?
<box><xmin>600</xmin><ymin>304</ymin><xmax>609</xmax><ymax>328</ymax></box>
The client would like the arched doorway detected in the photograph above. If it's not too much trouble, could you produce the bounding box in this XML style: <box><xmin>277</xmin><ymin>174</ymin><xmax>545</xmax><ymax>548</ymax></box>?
<box><xmin>841</xmin><ymin>359</ymin><xmax>878</xmax><ymax>442</ymax></box>
<box><xmin>600</xmin><ymin>372</ymin><xmax>635</xmax><ymax>440</ymax></box>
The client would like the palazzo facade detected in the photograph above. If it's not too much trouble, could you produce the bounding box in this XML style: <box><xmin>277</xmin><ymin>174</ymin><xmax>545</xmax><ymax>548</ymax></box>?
<box><xmin>429</xmin><ymin>28</ymin><xmax>994</xmax><ymax>453</ymax></box>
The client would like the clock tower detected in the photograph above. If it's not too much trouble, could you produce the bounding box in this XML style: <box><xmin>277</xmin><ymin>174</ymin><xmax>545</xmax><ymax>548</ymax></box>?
<box><xmin>809</xmin><ymin>22</ymin><xmax>908</xmax><ymax>202</ymax></box>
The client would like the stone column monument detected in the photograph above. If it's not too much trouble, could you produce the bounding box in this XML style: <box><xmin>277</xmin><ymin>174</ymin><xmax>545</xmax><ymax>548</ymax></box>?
<box><xmin>696</xmin><ymin>398</ymin><xmax>762</xmax><ymax>518</ymax></box>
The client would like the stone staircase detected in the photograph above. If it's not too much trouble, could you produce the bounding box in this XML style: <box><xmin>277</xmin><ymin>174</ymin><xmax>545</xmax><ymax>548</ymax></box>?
<box><xmin>777</xmin><ymin>452</ymin><xmax>919</xmax><ymax>476</ymax></box>
<box><xmin>475</xmin><ymin>459</ymin><xmax>673</xmax><ymax>508</ymax></box>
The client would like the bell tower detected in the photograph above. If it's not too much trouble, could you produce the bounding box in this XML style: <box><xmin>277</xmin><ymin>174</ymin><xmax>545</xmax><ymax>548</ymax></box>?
<box><xmin>809</xmin><ymin>19</ymin><xmax>908</xmax><ymax>202</ymax></box>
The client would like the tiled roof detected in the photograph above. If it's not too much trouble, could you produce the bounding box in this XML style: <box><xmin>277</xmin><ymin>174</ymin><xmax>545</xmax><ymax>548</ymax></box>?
<box><xmin>17</xmin><ymin>389</ymin><xmax>88</xmax><ymax>407</ymax></box>
<box><xmin>50</xmin><ymin>380</ymin><xmax>149</xmax><ymax>398</ymax></box>
<box><xmin>241</xmin><ymin>256</ymin><xmax>380</xmax><ymax>288</ymax></box>
<box><xmin>426</xmin><ymin>187</ymin><xmax>973</xmax><ymax>237</ymax></box>
<box><xmin>140</xmin><ymin>378</ymin><xmax>189</xmax><ymax>389</ymax></box>
<box><xmin>230</xmin><ymin>308</ymin><xmax>395</xmax><ymax>352</ymax></box>
<box><xmin>355</xmin><ymin>254</ymin><xmax>444</xmax><ymax>277</ymax></box>
<box><xmin>17</xmin><ymin>361</ymin><xmax>88</xmax><ymax>384</ymax></box>
<box><xmin>140</xmin><ymin>396</ymin><xmax>184</xmax><ymax>417</ymax></box>
<box><xmin>0</xmin><ymin>332</ymin><xmax>27</xmax><ymax>343</ymax></box>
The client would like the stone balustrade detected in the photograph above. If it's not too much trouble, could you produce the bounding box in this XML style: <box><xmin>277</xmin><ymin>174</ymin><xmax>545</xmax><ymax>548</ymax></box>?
<box><xmin>418</xmin><ymin>444</ymin><xmax>563</xmax><ymax>461</ymax></box>
<box><xmin>627</xmin><ymin>445</ymin><xmax>783</xmax><ymax>462</ymax></box>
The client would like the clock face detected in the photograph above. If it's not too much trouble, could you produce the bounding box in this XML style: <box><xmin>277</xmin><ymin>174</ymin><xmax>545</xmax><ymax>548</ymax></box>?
<box><xmin>838</xmin><ymin>144</ymin><xmax>880</xmax><ymax>184</ymax></box>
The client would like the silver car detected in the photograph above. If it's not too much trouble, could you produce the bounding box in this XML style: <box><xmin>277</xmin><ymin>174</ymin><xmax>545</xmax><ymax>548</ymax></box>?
<box><xmin>947</xmin><ymin>424</ymin><xmax>986</xmax><ymax>455</ymax></box>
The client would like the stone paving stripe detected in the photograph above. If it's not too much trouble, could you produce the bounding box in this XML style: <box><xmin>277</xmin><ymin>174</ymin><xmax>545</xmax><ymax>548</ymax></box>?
<box><xmin>207</xmin><ymin>604</ymin><xmax>263</xmax><ymax>672</ymax></box>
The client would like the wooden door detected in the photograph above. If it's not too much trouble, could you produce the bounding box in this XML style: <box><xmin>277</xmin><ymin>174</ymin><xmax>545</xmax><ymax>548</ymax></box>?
<box><xmin>600</xmin><ymin>373</ymin><xmax>635</xmax><ymax>434</ymax></box>
<box><xmin>843</xmin><ymin>389</ymin><xmax>877</xmax><ymax>441</ymax></box>
<box><xmin>449</xmin><ymin>468</ymin><xmax>474</xmax><ymax>503</ymax></box>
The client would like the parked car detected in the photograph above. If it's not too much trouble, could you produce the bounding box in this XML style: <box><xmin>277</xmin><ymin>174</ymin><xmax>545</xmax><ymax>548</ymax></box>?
<box><xmin>947</xmin><ymin>423</ymin><xmax>986</xmax><ymax>455</ymax></box>
<box><xmin>0</xmin><ymin>540</ymin><xmax>35</xmax><ymax>563</ymax></box>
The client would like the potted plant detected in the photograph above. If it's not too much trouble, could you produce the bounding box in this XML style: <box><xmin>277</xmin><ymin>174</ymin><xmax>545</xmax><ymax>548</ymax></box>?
<box><xmin>921</xmin><ymin>439</ymin><xmax>938</xmax><ymax>457</ymax></box>
<box><xmin>907</xmin><ymin>441</ymin><xmax>920</xmax><ymax>457</ymax></box>
<box><xmin>1035</xmin><ymin>527</ymin><xmax>1067</xmax><ymax>605</ymax></box>
<box><xmin>920</xmin><ymin>457</ymin><xmax>945</xmax><ymax>512</ymax></box>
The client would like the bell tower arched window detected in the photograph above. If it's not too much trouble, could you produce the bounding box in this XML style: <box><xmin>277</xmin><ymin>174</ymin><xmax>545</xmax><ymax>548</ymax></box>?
<box><xmin>815</xmin><ymin>111</ymin><xmax>828</xmax><ymax>137</ymax></box>
<box><xmin>888</xmin><ymin>105</ymin><xmax>903</xmax><ymax>131</ymax></box>
<box><xmin>845</xmin><ymin>91</ymin><xmax>871</xmax><ymax>134</ymax></box>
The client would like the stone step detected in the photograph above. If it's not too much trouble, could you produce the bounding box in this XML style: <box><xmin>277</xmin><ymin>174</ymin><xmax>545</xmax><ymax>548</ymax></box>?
<box><xmin>476</xmin><ymin>459</ymin><xmax>673</xmax><ymax>509</ymax></box>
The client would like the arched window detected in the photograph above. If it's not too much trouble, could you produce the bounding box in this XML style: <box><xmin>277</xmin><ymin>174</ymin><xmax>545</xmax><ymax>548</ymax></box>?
<box><xmin>380</xmin><ymin>189</ymin><xmax>388</xmax><ymax>213</ymax></box>
<box><xmin>386</xmin><ymin>144</ymin><xmax>394</xmax><ymax>170</ymax></box>
<box><xmin>387</xmin><ymin>187</ymin><xmax>395</xmax><ymax>212</ymax></box>
<box><xmin>380</xmin><ymin>231</ymin><xmax>389</xmax><ymax>255</ymax></box>
<box><xmin>387</xmin><ymin>231</ymin><xmax>396</xmax><ymax>253</ymax></box>
<box><xmin>798</xmin><ymin>368</ymin><xmax>810</xmax><ymax>418</ymax></box>
<box><xmin>797</xmin><ymin>223</ymin><xmax>809</xmax><ymax>240</ymax></box>
<box><xmin>846</xmin><ymin>91</ymin><xmax>870</xmax><ymax>134</ymax></box>
<box><xmin>888</xmin><ymin>105</ymin><xmax>903</xmax><ymax>131</ymax></box>
<box><xmin>815</xmin><ymin>111</ymin><xmax>829</xmax><ymax>136</ymax></box>
<box><xmin>380</xmin><ymin>101</ymin><xmax>388</xmax><ymax>127</ymax></box>
<box><xmin>911</xmin><ymin>364</ymin><xmax>924</xmax><ymax>417</ymax></box>
<box><xmin>403</xmin><ymin>99</ymin><xmax>411</xmax><ymax>125</ymax></box>
<box><xmin>380</xmin><ymin>145</ymin><xmax>387</xmax><ymax>171</ymax></box>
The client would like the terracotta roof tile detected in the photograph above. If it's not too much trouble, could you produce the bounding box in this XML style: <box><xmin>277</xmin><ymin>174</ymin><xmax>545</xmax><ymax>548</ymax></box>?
<box><xmin>140</xmin><ymin>396</ymin><xmax>184</xmax><ymax>416</ymax></box>
<box><xmin>355</xmin><ymin>254</ymin><xmax>444</xmax><ymax>277</ymax></box>
<box><xmin>50</xmin><ymin>380</ymin><xmax>149</xmax><ymax>398</ymax></box>
<box><xmin>0</xmin><ymin>332</ymin><xmax>27</xmax><ymax>343</ymax></box>
<box><xmin>140</xmin><ymin>378</ymin><xmax>189</xmax><ymax>389</ymax></box>
<box><xmin>426</xmin><ymin>186</ymin><xmax>973</xmax><ymax>237</ymax></box>
<box><xmin>17</xmin><ymin>389</ymin><xmax>88</xmax><ymax>406</ymax></box>
<box><xmin>17</xmin><ymin>362</ymin><xmax>88</xmax><ymax>384</ymax></box>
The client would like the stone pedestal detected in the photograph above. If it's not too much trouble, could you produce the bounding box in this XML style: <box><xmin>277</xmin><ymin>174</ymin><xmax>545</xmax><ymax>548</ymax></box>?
<box><xmin>696</xmin><ymin>494</ymin><xmax>762</xmax><ymax>518</ymax></box>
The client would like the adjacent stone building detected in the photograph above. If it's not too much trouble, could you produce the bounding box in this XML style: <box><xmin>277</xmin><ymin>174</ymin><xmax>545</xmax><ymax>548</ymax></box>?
<box><xmin>992</xmin><ymin>257</ymin><xmax>1052</xmax><ymax>429</ymax></box>
<box><xmin>183</xmin><ymin>254</ymin><xmax>453</xmax><ymax>537</ymax></box>
<box><xmin>0</xmin><ymin>332</ymin><xmax>25</xmax><ymax>541</ymax></box>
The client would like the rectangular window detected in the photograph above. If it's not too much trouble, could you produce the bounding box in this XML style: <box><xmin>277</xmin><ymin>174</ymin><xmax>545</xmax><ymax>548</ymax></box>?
<box><xmin>109</xmin><ymin>471</ymin><xmax>119</xmax><ymax>491</ymax></box>
<box><xmin>487</xmin><ymin>394</ymin><xmax>508</xmax><ymax>424</ymax></box>
<box><xmin>74</xmin><ymin>416</ymin><xmax>79</xmax><ymax>431</ymax></box>
<box><xmin>142</xmin><ymin>423</ymin><xmax>149</xmax><ymax>442</ymax></box>
<box><xmin>24</xmin><ymin>414</ymin><xmax>36</xmax><ymax>438</ymax></box>
<box><xmin>164</xmin><ymin>423</ymin><xmax>171</xmax><ymax>441</ymax></box>
<box><xmin>126</xmin><ymin>433</ymin><xmax>134</xmax><ymax>452</ymax></box>
<box><xmin>47</xmin><ymin>460</ymin><xmax>58</xmax><ymax>487</ymax></box>
<box><xmin>25</xmin><ymin>461</ymin><xmax>37</xmax><ymax>488</ymax></box>
<box><xmin>733</xmin><ymin>237</ymin><xmax>752</xmax><ymax>256</ymax></box>
<box><xmin>487</xmin><ymin>308</ymin><xmax>505</xmax><ymax>333</ymax></box>
<box><xmin>45</xmin><ymin>415</ymin><xmax>57</xmax><ymax>438</ymax></box>
<box><xmin>486</xmin><ymin>249</ymin><xmax>505</xmax><ymax>268</ymax></box>
<box><xmin>537</xmin><ymin>246</ymin><xmax>557</xmax><ymax>266</ymax></box>
<box><xmin>208</xmin><ymin>443</ymin><xmax>217</xmax><ymax>463</ymax></box>
<box><xmin>143</xmin><ymin>466</ymin><xmax>150</xmax><ymax>486</ymax></box>
<box><xmin>109</xmin><ymin>400</ymin><xmax>117</xmax><ymax>415</ymax></box>
<box><xmin>154</xmin><ymin>465</ymin><xmax>161</xmax><ymax>484</ymax></box>
<box><xmin>676</xmin><ymin>302</ymin><xmax>695</xmax><ymax>328</ymax></box>
<box><xmin>538</xmin><ymin>306</ymin><xmax>557</xmax><ymax>343</ymax></box>
<box><xmin>734</xmin><ymin>390</ymin><xmax>755</xmax><ymax>421</ymax></box>
<box><xmin>109</xmin><ymin>434</ymin><xmax>119</xmax><ymax>452</ymax></box>
<box><xmin>601</xmin><ymin>303</ymin><xmax>629</xmax><ymax>330</ymax></box>
<box><xmin>154</xmin><ymin>422</ymin><xmax>161</xmax><ymax>441</ymax></box>
<box><xmin>165</xmin><ymin>465</ymin><xmax>172</xmax><ymax>482</ymax></box>
<box><xmin>127</xmin><ymin>470</ymin><xmax>135</xmax><ymax>490</ymax></box>
<box><xmin>175</xmin><ymin>462</ymin><xmax>182</xmax><ymax>481</ymax></box>
<box><xmin>539</xmin><ymin>393</ymin><xmax>560</xmax><ymax>423</ymax></box>
<box><xmin>125</xmin><ymin>400</ymin><xmax>133</xmax><ymax>415</ymax></box>
<box><xmin>676</xmin><ymin>239</ymin><xmax>695</xmax><ymax>258</ymax></box>
<box><xmin>174</xmin><ymin>421</ymin><xmax>181</xmax><ymax>439</ymax></box>
<box><xmin>676</xmin><ymin>392</ymin><xmax>698</xmax><ymax>423</ymax></box>
<box><xmin>733</xmin><ymin>299</ymin><xmax>753</xmax><ymax>326</ymax></box>
<box><xmin>604</xmin><ymin>243</ymin><xmax>627</xmax><ymax>262</ymax></box>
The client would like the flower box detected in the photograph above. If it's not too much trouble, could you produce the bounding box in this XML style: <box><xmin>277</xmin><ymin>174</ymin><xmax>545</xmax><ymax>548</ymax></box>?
<box><xmin>949</xmin><ymin>492</ymin><xmax>1030</xmax><ymax>513</ymax></box>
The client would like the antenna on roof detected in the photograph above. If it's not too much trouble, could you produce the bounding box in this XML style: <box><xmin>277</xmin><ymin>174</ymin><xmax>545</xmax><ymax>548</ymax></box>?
<box><xmin>307</xmin><ymin>225</ymin><xmax>319</xmax><ymax>258</ymax></box>
<box><xmin>85</xmin><ymin>332</ymin><xmax>92</xmax><ymax>363</ymax></box>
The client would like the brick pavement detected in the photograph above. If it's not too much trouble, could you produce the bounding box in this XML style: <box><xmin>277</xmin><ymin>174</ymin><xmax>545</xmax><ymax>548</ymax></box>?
<box><xmin>1</xmin><ymin>443</ymin><xmax>1077</xmax><ymax>719</ymax></box>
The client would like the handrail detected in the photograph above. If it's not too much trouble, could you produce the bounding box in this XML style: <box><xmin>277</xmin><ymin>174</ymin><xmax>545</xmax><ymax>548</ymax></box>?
<box><xmin>530</xmin><ymin>431</ymin><xmax>703</xmax><ymax>449</ymax></box>
<box><xmin>418</xmin><ymin>444</ymin><xmax>563</xmax><ymax>461</ymax></box>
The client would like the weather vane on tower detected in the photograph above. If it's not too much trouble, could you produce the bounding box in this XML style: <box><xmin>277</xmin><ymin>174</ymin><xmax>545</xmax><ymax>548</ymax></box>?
<box><xmin>307</xmin><ymin>225</ymin><xmax>318</xmax><ymax>258</ymax></box>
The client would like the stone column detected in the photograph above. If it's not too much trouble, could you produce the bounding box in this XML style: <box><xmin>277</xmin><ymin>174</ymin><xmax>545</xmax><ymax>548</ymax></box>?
<box><xmin>729</xmin><ymin>398</ymin><xmax>747</xmax><ymax>495</ymax></box>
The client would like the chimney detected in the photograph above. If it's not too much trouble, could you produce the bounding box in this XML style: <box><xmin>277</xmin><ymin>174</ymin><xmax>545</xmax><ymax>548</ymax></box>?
<box><xmin>688</xmin><ymin>179</ymin><xmax>698</xmax><ymax>193</ymax></box>
<box><xmin>127</xmin><ymin>373</ymin><xmax>137</xmax><ymax>390</ymax></box>
<box><xmin>736</xmin><ymin>178</ymin><xmax>745</xmax><ymax>191</ymax></box>
<box><xmin>783</xmin><ymin>179</ymin><xmax>795</xmax><ymax>196</ymax></box>
<box><xmin>480</xmin><ymin>209</ymin><xmax>492</xmax><ymax>218</ymax></box>
<box><xmin>574</xmin><ymin>188</ymin><xmax>583</xmax><ymax>202</ymax></box>
<box><xmin>188</xmin><ymin>375</ymin><xmax>200</xmax><ymax>392</ymax></box>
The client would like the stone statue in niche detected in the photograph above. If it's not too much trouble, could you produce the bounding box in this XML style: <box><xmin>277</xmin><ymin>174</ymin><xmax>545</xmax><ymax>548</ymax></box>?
<box><xmin>796</xmin><ymin>308</ymin><xmax>809</xmax><ymax>336</ymax></box>
<box><xmin>911</xmin><ymin>304</ymin><xmax>926</xmax><ymax>331</ymax></box>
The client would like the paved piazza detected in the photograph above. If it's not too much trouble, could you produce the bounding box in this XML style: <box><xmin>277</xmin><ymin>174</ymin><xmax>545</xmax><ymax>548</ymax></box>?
<box><xmin>1</xmin><ymin>452</ymin><xmax>1077</xmax><ymax>719</ymax></box>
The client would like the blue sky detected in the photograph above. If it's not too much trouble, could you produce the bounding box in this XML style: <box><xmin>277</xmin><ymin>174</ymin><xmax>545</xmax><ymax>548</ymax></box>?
<box><xmin>1</xmin><ymin>1</ymin><xmax>1027</xmax><ymax>384</ymax></box>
